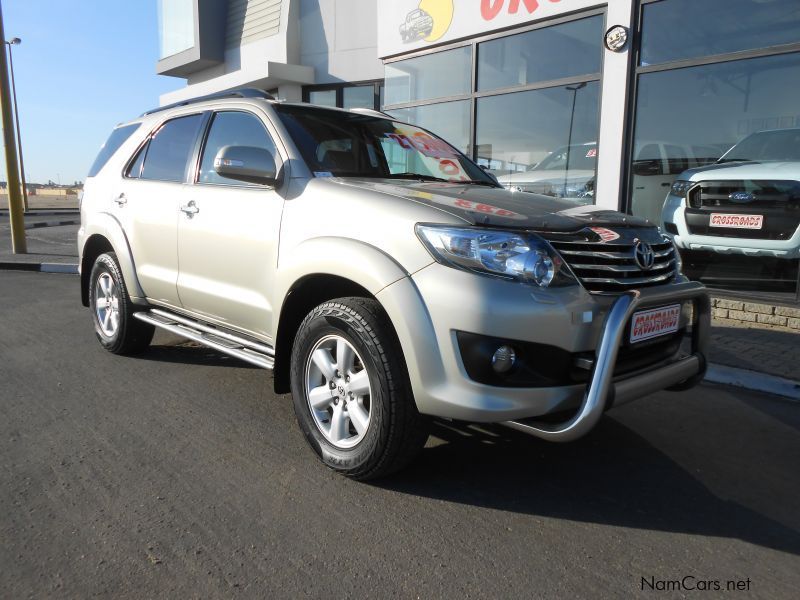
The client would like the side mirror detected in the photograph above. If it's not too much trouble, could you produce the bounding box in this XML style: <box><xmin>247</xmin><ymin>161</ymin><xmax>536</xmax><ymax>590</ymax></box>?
<box><xmin>214</xmin><ymin>145</ymin><xmax>277</xmax><ymax>185</ymax></box>
<box><xmin>632</xmin><ymin>159</ymin><xmax>663</xmax><ymax>177</ymax></box>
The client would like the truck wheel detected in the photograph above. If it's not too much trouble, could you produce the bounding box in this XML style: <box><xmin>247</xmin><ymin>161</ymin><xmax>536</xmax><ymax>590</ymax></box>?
<box><xmin>290</xmin><ymin>297</ymin><xmax>428</xmax><ymax>480</ymax></box>
<box><xmin>88</xmin><ymin>252</ymin><xmax>154</xmax><ymax>355</ymax></box>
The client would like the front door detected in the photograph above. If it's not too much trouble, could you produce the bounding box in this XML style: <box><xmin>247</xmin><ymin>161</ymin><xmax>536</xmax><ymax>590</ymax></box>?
<box><xmin>176</xmin><ymin>110</ymin><xmax>285</xmax><ymax>339</ymax></box>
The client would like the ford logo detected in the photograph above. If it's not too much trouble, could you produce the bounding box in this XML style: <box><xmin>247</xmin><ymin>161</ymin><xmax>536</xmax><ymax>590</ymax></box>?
<box><xmin>729</xmin><ymin>191</ymin><xmax>755</xmax><ymax>203</ymax></box>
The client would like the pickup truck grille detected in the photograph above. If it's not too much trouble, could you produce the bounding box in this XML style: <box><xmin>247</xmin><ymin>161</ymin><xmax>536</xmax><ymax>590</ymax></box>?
<box><xmin>685</xmin><ymin>179</ymin><xmax>800</xmax><ymax>240</ymax></box>
<box><xmin>687</xmin><ymin>180</ymin><xmax>800</xmax><ymax>209</ymax></box>
<box><xmin>547</xmin><ymin>238</ymin><xmax>677</xmax><ymax>293</ymax></box>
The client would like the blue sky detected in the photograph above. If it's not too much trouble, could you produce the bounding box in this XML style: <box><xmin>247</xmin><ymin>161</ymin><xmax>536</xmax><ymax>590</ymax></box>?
<box><xmin>1</xmin><ymin>1</ymin><xmax>179</xmax><ymax>184</ymax></box>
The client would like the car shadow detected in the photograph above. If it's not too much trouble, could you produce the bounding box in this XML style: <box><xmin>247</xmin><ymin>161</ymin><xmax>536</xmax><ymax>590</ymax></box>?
<box><xmin>134</xmin><ymin>342</ymin><xmax>261</xmax><ymax>369</ymax></box>
<box><xmin>378</xmin><ymin>417</ymin><xmax>800</xmax><ymax>556</ymax></box>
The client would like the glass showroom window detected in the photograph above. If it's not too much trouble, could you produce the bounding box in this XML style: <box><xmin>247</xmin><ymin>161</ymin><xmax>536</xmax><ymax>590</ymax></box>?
<box><xmin>158</xmin><ymin>0</ymin><xmax>195</xmax><ymax>59</ymax></box>
<box><xmin>304</xmin><ymin>82</ymin><xmax>383</xmax><ymax>111</ymax></box>
<box><xmin>631</xmin><ymin>0</ymin><xmax>800</xmax><ymax>302</ymax></box>
<box><xmin>476</xmin><ymin>14</ymin><xmax>603</xmax><ymax>202</ymax></box>
<box><xmin>383</xmin><ymin>12</ymin><xmax>604</xmax><ymax>204</ymax></box>
<box><xmin>384</xmin><ymin>46</ymin><xmax>472</xmax><ymax>106</ymax></box>
<box><xmin>387</xmin><ymin>101</ymin><xmax>471</xmax><ymax>155</ymax></box>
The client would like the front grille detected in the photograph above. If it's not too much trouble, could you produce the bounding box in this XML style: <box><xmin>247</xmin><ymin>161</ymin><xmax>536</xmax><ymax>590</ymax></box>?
<box><xmin>546</xmin><ymin>236</ymin><xmax>677</xmax><ymax>293</ymax></box>
<box><xmin>684</xmin><ymin>179</ymin><xmax>800</xmax><ymax>240</ymax></box>
<box><xmin>688</xmin><ymin>180</ymin><xmax>800</xmax><ymax>209</ymax></box>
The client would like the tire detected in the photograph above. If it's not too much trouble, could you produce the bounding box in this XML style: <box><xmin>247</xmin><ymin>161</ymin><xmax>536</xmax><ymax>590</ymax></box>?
<box><xmin>290</xmin><ymin>297</ymin><xmax>428</xmax><ymax>480</ymax></box>
<box><xmin>88</xmin><ymin>252</ymin><xmax>154</xmax><ymax>355</ymax></box>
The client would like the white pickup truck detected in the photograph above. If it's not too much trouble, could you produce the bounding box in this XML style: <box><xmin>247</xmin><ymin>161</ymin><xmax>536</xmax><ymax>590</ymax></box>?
<box><xmin>662</xmin><ymin>129</ymin><xmax>800</xmax><ymax>258</ymax></box>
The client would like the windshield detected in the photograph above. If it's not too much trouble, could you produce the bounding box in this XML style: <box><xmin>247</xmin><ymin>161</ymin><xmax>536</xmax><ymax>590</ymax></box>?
<box><xmin>720</xmin><ymin>129</ymin><xmax>800</xmax><ymax>162</ymax></box>
<box><xmin>530</xmin><ymin>144</ymin><xmax>597</xmax><ymax>171</ymax></box>
<box><xmin>274</xmin><ymin>104</ymin><xmax>495</xmax><ymax>184</ymax></box>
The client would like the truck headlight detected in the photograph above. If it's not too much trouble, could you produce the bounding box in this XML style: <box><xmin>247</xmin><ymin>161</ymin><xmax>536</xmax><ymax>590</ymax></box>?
<box><xmin>670</xmin><ymin>180</ymin><xmax>693</xmax><ymax>198</ymax></box>
<box><xmin>415</xmin><ymin>224</ymin><xmax>576</xmax><ymax>288</ymax></box>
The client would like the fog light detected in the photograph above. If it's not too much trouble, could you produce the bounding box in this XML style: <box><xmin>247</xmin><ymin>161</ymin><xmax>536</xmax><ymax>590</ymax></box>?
<box><xmin>491</xmin><ymin>345</ymin><xmax>516</xmax><ymax>373</ymax></box>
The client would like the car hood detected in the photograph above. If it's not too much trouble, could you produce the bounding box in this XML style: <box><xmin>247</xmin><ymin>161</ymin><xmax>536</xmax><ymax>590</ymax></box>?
<box><xmin>334</xmin><ymin>178</ymin><xmax>650</xmax><ymax>231</ymax></box>
<box><xmin>496</xmin><ymin>169</ymin><xmax>595</xmax><ymax>185</ymax></box>
<box><xmin>681</xmin><ymin>160</ymin><xmax>800</xmax><ymax>181</ymax></box>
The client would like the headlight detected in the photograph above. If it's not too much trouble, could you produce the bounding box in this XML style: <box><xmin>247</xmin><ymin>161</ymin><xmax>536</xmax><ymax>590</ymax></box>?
<box><xmin>670</xmin><ymin>180</ymin><xmax>693</xmax><ymax>198</ymax></box>
<box><xmin>415</xmin><ymin>224</ymin><xmax>575</xmax><ymax>288</ymax></box>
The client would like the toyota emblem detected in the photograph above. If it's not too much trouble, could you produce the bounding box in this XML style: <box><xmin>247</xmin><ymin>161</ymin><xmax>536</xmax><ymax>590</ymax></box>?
<box><xmin>634</xmin><ymin>241</ymin><xmax>656</xmax><ymax>270</ymax></box>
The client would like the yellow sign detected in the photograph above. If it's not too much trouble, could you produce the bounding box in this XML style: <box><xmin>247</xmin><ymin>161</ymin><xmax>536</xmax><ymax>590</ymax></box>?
<box><xmin>419</xmin><ymin>0</ymin><xmax>454</xmax><ymax>42</ymax></box>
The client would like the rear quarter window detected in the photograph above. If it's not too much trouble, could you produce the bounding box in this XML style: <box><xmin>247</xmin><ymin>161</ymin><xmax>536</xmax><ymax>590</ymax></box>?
<box><xmin>87</xmin><ymin>123</ymin><xmax>142</xmax><ymax>178</ymax></box>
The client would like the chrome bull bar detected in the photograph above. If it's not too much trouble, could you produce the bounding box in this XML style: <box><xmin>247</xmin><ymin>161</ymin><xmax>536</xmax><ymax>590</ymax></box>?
<box><xmin>502</xmin><ymin>281</ymin><xmax>710</xmax><ymax>442</ymax></box>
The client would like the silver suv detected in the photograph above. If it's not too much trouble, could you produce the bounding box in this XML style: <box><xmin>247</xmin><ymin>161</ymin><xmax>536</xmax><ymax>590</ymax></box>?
<box><xmin>79</xmin><ymin>90</ymin><xmax>710</xmax><ymax>480</ymax></box>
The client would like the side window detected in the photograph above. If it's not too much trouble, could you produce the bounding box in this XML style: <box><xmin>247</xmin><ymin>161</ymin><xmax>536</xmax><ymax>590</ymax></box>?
<box><xmin>126</xmin><ymin>144</ymin><xmax>147</xmax><ymax>179</ymax></box>
<box><xmin>140</xmin><ymin>114</ymin><xmax>204</xmax><ymax>182</ymax></box>
<box><xmin>198</xmin><ymin>111</ymin><xmax>278</xmax><ymax>186</ymax></box>
<box><xmin>88</xmin><ymin>123</ymin><xmax>141</xmax><ymax>178</ymax></box>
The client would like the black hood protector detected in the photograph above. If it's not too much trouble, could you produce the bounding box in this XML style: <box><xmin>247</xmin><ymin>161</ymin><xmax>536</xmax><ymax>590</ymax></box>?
<box><xmin>340</xmin><ymin>179</ymin><xmax>655</xmax><ymax>237</ymax></box>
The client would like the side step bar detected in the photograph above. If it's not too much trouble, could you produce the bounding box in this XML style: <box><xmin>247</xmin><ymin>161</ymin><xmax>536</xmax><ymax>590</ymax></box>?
<box><xmin>133</xmin><ymin>308</ymin><xmax>275</xmax><ymax>370</ymax></box>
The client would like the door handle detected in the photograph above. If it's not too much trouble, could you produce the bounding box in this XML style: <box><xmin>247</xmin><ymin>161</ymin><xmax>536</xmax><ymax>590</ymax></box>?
<box><xmin>180</xmin><ymin>200</ymin><xmax>199</xmax><ymax>217</ymax></box>
<box><xmin>114</xmin><ymin>193</ymin><xmax>127</xmax><ymax>206</ymax></box>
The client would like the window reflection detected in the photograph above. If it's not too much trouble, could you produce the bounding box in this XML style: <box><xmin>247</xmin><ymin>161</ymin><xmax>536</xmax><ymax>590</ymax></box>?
<box><xmin>632</xmin><ymin>52</ymin><xmax>800</xmax><ymax>297</ymax></box>
<box><xmin>384</xmin><ymin>47</ymin><xmax>472</xmax><ymax>106</ymax></box>
<box><xmin>158</xmin><ymin>0</ymin><xmax>195</xmax><ymax>59</ymax></box>
<box><xmin>641</xmin><ymin>0</ymin><xmax>800</xmax><ymax>66</ymax></box>
<box><xmin>309</xmin><ymin>90</ymin><xmax>337</xmax><ymax>108</ymax></box>
<box><xmin>387</xmin><ymin>100</ymin><xmax>471</xmax><ymax>155</ymax></box>
<box><xmin>343</xmin><ymin>86</ymin><xmax>376</xmax><ymax>110</ymax></box>
<box><xmin>477</xmin><ymin>82</ymin><xmax>600</xmax><ymax>202</ymax></box>
<box><xmin>478</xmin><ymin>15</ymin><xmax>603</xmax><ymax>91</ymax></box>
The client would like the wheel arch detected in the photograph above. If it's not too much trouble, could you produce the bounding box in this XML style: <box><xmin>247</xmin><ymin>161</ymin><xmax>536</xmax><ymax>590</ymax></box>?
<box><xmin>79</xmin><ymin>214</ymin><xmax>145</xmax><ymax>307</ymax></box>
<box><xmin>272</xmin><ymin>237</ymin><xmax>417</xmax><ymax>394</ymax></box>
<box><xmin>273</xmin><ymin>274</ymin><xmax>379</xmax><ymax>393</ymax></box>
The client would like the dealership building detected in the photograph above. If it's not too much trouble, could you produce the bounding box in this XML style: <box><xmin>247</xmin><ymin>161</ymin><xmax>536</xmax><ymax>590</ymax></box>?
<box><xmin>157</xmin><ymin>0</ymin><xmax>800</xmax><ymax>309</ymax></box>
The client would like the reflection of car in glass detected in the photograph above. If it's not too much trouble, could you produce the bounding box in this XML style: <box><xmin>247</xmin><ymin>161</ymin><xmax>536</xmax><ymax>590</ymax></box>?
<box><xmin>497</xmin><ymin>142</ymin><xmax>596</xmax><ymax>200</ymax></box>
<box><xmin>400</xmin><ymin>9</ymin><xmax>434</xmax><ymax>42</ymax></box>
<box><xmin>79</xmin><ymin>90</ymin><xmax>708</xmax><ymax>480</ymax></box>
<box><xmin>662</xmin><ymin>129</ymin><xmax>800</xmax><ymax>258</ymax></box>
<box><xmin>630</xmin><ymin>142</ymin><xmax>721</xmax><ymax>225</ymax></box>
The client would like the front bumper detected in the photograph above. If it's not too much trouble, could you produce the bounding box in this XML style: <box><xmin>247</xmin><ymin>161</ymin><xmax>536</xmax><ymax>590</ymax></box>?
<box><xmin>503</xmin><ymin>282</ymin><xmax>709</xmax><ymax>442</ymax></box>
<box><xmin>663</xmin><ymin>194</ymin><xmax>800</xmax><ymax>258</ymax></box>
<box><xmin>377</xmin><ymin>264</ymin><xmax>709</xmax><ymax>441</ymax></box>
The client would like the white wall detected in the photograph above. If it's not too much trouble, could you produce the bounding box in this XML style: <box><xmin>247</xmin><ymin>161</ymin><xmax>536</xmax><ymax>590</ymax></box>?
<box><xmin>161</xmin><ymin>0</ymin><xmax>383</xmax><ymax>105</ymax></box>
<box><xmin>299</xmin><ymin>0</ymin><xmax>383</xmax><ymax>83</ymax></box>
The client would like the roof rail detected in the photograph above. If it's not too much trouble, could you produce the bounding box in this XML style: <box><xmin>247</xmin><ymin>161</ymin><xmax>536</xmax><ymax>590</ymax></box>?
<box><xmin>141</xmin><ymin>88</ymin><xmax>274</xmax><ymax>117</ymax></box>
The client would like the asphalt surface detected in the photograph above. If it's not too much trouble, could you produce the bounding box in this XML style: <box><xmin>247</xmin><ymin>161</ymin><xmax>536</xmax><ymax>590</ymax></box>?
<box><xmin>0</xmin><ymin>218</ymin><xmax>79</xmax><ymax>265</ymax></box>
<box><xmin>1</xmin><ymin>271</ymin><xmax>799</xmax><ymax>598</ymax></box>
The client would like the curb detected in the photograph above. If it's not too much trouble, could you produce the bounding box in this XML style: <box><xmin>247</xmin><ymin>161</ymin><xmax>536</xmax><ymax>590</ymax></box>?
<box><xmin>0</xmin><ymin>261</ymin><xmax>78</xmax><ymax>274</ymax></box>
<box><xmin>705</xmin><ymin>364</ymin><xmax>800</xmax><ymax>402</ymax></box>
<box><xmin>25</xmin><ymin>219</ymin><xmax>80</xmax><ymax>230</ymax></box>
<box><xmin>0</xmin><ymin>210</ymin><xmax>79</xmax><ymax>216</ymax></box>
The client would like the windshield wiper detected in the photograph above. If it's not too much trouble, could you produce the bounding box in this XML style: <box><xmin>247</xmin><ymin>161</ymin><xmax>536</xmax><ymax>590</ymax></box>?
<box><xmin>457</xmin><ymin>179</ymin><xmax>500</xmax><ymax>187</ymax></box>
<box><xmin>383</xmin><ymin>172</ymin><xmax>449</xmax><ymax>182</ymax></box>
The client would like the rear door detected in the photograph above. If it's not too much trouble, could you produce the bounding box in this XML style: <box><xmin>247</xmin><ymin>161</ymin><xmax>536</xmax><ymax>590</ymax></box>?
<box><xmin>176</xmin><ymin>109</ymin><xmax>285</xmax><ymax>339</ymax></box>
<box><xmin>113</xmin><ymin>113</ymin><xmax>205</xmax><ymax>305</ymax></box>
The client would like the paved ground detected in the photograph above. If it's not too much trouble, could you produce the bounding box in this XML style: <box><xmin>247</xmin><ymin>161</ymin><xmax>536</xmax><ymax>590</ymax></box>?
<box><xmin>0</xmin><ymin>217</ymin><xmax>79</xmax><ymax>266</ymax></box>
<box><xmin>710</xmin><ymin>326</ymin><xmax>800</xmax><ymax>381</ymax></box>
<box><xmin>1</xmin><ymin>271</ymin><xmax>799</xmax><ymax>598</ymax></box>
